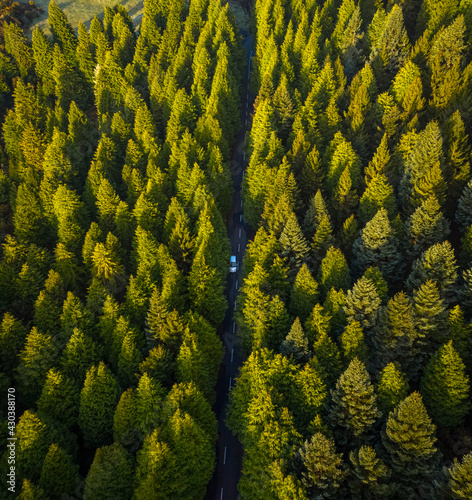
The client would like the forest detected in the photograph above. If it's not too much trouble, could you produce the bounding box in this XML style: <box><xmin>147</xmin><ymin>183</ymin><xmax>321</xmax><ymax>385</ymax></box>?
<box><xmin>227</xmin><ymin>0</ymin><xmax>472</xmax><ymax>498</ymax></box>
<box><xmin>0</xmin><ymin>0</ymin><xmax>244</xmax><ymax>497</ymax></box>
<box><xmin>1</xmin><ymin>0</ymin><xmax>472</xmax><ymax>499</ymax></box>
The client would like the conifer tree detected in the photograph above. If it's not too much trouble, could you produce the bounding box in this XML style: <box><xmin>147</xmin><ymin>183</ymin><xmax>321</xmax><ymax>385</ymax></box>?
<box><xmin>352</xmin><ymin>208</ymin><xmax>403</xmax><ymax>281</ymax></box>
<box><xmin>0</xmin><ymin>312</ymin><xmax>27</xmax><ymax>373</ymax></box>
<box><xmin>279</xmin><ymin>212</ymin><xmax>310</xmax><ymax>271</ymax></box>
<box><xmin>312</xmin><ymin>332</ymin><xmax>343</xmax><ymax>389</ymax></box>
<box><xmin>15</xmin><ymin>328</ymin><xmax>57</xmax><ymax>404</ymax></box>
<box><xmin>455</xmin><ymin>178</ymin><xmax>472</xmax><ymax>232</ymax></box>
<box><xmin>406</xmin><ymin>241</ymin><xmax>459</xmax><ymax>303</ymax></box>
<box><xmin>296</xmin><ymin>432</ymin><xmax>346</xmax><ymax>497</ymax></box>
<box><xmin>78</xmin><ymin>362</ymin><xmax>121</xmax><ymax>447</ymax></box>
<box><xmin>420</xmin><ymin>341</ymin><xmax>471</xmax><ymax>428</ymax></box>
<box><xmin>329</xmin><ymin>358</ymin><xmax>379</xmax><ymax>443</ymax></box>
<box><xmin>376</xmin><ymin>362</ymin><xmax>409</xmax><ymax>417</ymax></box>
<box><xmin>3</xmin><ymin>22</ymin><xmax>34</xmax><ymax>79</ymax></box>
<box><xmin>413</xmin><ymin>280</ymin><xmax>448</xmax><ymax>355</ymax></box>
<box><xmin>317</xmin><ymin>246</ymin><xmax>351</xmax><ymax>296</ymax></box>
<box><xmin>405</xmin><ymin>195</ymin><xmax>450</xmax><ymax>259</ymax></box>
<box><xmin>372</xmin><ymin>292</ymin><xmax>421</xmax><ymax>380</ymax></box>
<box><xmin>83</xmin><ymin>443</ymin><xmax>134</xmax><ymax>500</ymax></box>
<box><xmin>349</xmin><ymin>445</ymin><xmax>393</xmax><ymax>499</ymax></box>
<box><xmin>340</xmin><ymin>320</ymin><xmax>369</xmax><ymax>365</ymax></box>
<box><xmin>48</xmin><ymin>1</ymin><xmax>78</xmax><ymax>60</ymax></box>
<box><xmin>381</xmin><ymin>392</ymin><xmax>441</xmax><ymax>493</ymax></box>
<box><xmin>344</xmin><ymin>277</ymin><xmax>382</xmax><ymax>331</ymax></box>
<box><xmin>448</xmin><ymin>305</ymin><xmax>472</xmax><ymax>363</ymax></box>
<box><xmin>39</xmin><ymin>444</ymin><xmax>78</xmax><ymax>500</ymax></box>
<box><xmin>37</xmin><ymin>368</ymin><xmax>79</xmax><ymax>428</ymax></box>
<box><xmin>446</xmin><ymin>452</ymin><xmax>472</xmax><ymax>500</ymax></box>
<box><xmin>358</xmin><ymin>174</ymin><xmax>397</xmax><ymax>225</ymax></box>
<box><xmin>280</xmin><ymin>317</ymin><xmax>311</xmax><ymax>364</ymax></box>
<box><xmin>289</xmin><ymin>264</ymin><xmax>319</xmax><ymax>323</ymax></box>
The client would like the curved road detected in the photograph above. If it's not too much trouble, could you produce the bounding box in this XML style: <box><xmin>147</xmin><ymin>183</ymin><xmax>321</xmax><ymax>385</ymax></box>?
<box><xmin>205</xmin><ymin>32</ymin><xmax>253</xmax><ymax>500</ymax></box>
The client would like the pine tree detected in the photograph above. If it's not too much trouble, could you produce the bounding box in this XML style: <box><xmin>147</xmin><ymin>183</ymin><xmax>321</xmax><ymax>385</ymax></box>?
<box><xmin>455</xmin><ymin>178</ymin><xmax>472</xmax><ymax>232</ymax></box>
<box><xmin>358</xmin><ymin>174</ymin><xmax>397</xmax><ymax>225</ymax></box>
<box><xmin>446</xmin><ymin>452</ymin><xmax>472</xmax><ymax>500</ymax></box>
<box><xmin>448</xmin><ymin>305</ymin><xmax>472</xmax><ymax>363</ymax></box>
<box><xmin>340</xmin><ymin>321</ymin><xmax>369</xmax><ymax>365</ymax></box>
<box><xmin>443</xmin><ymin>110</ymin><xmax>471</xmax><ymax>208</ymax></box>
<box><xmin>344</xmin><ymin>277</ymin><xmax>382</xmax><ymax>331</ymax></box>
<box><xmin>289</xmin><ymin>264</ymin><xmax>319</xmax><ymax>323</ymax></box>
<box><xmin>405</xmin><ymin>195</ymin><xmax>450</xmax><ymax>260</ymax></box>
<box><xmin>349</xmin><ymin>445</ymin><xmax>393</xmax><ymax>499</ymax></box>
<box><xmin>329</xmin><ymin>358</ymin><xmax>379</xmax><ymax>443</ymax></box>
<box><xmin>48</xmin><ymin>1</ymin><xmax>78</xmax><ymax>60</ymax></box>
<box><xmin>413</xmin><ymin>280</ymin><xmax>448</xmax><ymax>355</ymax></box>
<box><xmin>3</xmin><ymin>22</ymin><xmax>34</xmax><ymax>79</ymax></box>
<box><xmin>406</xmin><ymin>241</ymin><xmax>459</xmax><ymax>303</ymax></box>
<box><xmin>17</xmin><ymin>479</ymin><xmax>46</xmax><ymax>500</ymax></box>
<box><xmin>15</xmin><ymin>328</ymin><xmax>57</xmax><ymax>404</ymax></box>
<box><xmin>37</xmin><ymin>368</ymin><xmax>79</xmax><ymax>428</ymax></box>
<box><xmin>83</xmin><ymin>443</ymin><xmax>134</xmax><ymax>500</ymax></box>
<box><xmin>312</xmin><ymin>332</ymin><xmax>343</xmax><ymax>389</ymax></box>
<box><xmin>372</xmin><ymin>292</ymin><xmax>422</xmax><ymax>381</ymax></box>
<box><xmin>420</xmin><ymin>341</ymin><xmax>471</xmax><ymax>428</ymax></box>
<box><xmin>352</xmin><ymin>208</ymin><xmax>403</xmax><ymax>281</ymax></box>
<box><xmin>317</xmin><ymin>246</ymin><xmax>351</xmax><ymax>296</ymax></box>
<box><xmin>39</xmin><ymin>444</ymin><xmax>78</xmax><ymax>500</ymax></box>
<box><xmin>370</xmin><ymin>5</ymin><xmax>410</xmax><ymax>87</ymax></box>
<box><xmin>296</xmin><ymin>432</ymin><xmax>346</xmax><ymax>497</ymax></box>
<box><xmin>280</xmin><ymin>317</ymin><xmax>311</xmax><ymax>363</ymax></box>
<box><xmin>78</xmin><ymin>362</ymin><xmax>121</xmax><ymax>447</ymax></box>
<box><xmin>279</xmin><ymin>212</ymin><xmax>310</xmax><ymax>271</ymax></box>
<box><xmin>0</xmin><ymin>312</ymin><xmax>27</xmax><ymax>373</ymax></box>
<box><xmin>381</xmin><ymin>392</ymin><xmax>441</xmax><ymax>494</ymax></box>
<box><xmin>376</xmin><ymin>362</ymin><xmax>409</xmax><ymax>417</ymax></box>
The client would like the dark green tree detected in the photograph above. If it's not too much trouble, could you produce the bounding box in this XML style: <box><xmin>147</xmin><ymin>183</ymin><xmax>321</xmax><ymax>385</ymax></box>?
<box><xmin>296</xmin><ymin>432</ymin><xmax>346</xmax><ymax>498</ymax></box>
<box><xmin>329</xmin><ymin>358</ymin><xmax>380</xmax><ymax>443</ymax></box>
<box><xmin>446</xmin><ymin>452</ymin><xmax>472</xmax><ymax>500</ymax></box>
<box><xmin>289</xmin><ymin>264</ymin><xmax>319</xmax><ymax>323</ymax></box>
<box><xmin>78</xmin><ymin>362</ymin><xmax>121</xmax><ymax>448</ymax></box>
<box><xmin>280</xmin><ymin>317</ymin><xmax>311</xmax><ymax>363</ymax></box>
<box><xmin>376</xmin><ymin>362</ymin><xmax>409</xmax><ymax>417</ymax></box>
<box><xmin>381</xmin><ymin>392</ymin><xmax>441</xmax><ymax>494</ymax></box>
<box><xmin>83</xmin><ymin>443</ymin><xmax>134</xmax><ymax>500</ymax></box>
<box><xmin>340</xmin><ymin>320</ymin><xmax>369</xmax><ymax>365</ymax></box>
<box><xmin>420</xmin><ymin>341</ymin><xmax>471</xmax><ymax>428</ymax></box>
<box><xmin>38</xmin><ymin>444</ymin><xmax>78</xmax><ymax>500</ymax></box>
<box><xmin>317</xmin><ymin>246</ymin><xmax>351</xmax><ymax>296</ymax></box>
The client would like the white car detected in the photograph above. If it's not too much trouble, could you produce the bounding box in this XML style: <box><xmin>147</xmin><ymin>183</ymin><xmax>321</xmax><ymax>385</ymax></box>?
<box><xmin>229</xmin><ymin>255</ymin><xmax>238</xmax><ymax>273</ymax></box>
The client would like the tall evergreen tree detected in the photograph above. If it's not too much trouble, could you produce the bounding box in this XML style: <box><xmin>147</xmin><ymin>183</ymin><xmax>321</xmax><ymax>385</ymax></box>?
<box><xmin>381</xmin><ymin>392</ymin><xmax>441</xmax><ymax>494</ymax></box>
<box><xmin>446</xmin><ymin>452</ymin><xmax>472</xmax><ymax>500</ymax></box>
<box><xmin>420</xmin><ymin>341</ymin><xmax>471</xmax><ymax>428</ymax></box>
<box><xmin>329</xmin><ymin>358</ymin><xmax>379</xmax><ymax>444</ymax></box>
<box><xmin>376</xmin><ymin>362</ymin><xmax>409</xmax><ymax>417</ymax></box>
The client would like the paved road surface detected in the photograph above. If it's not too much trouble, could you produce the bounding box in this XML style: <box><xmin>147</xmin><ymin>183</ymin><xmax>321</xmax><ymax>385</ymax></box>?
<box><xmin>204</xmin><ymin>33</ymin><xmax>253</xmax><ymax>500</ymax></box>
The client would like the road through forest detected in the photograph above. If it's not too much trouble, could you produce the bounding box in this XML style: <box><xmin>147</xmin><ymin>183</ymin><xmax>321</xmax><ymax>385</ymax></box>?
<box><xmin>205</xmin><ymin>32</ymin><xmax>253</xmax><ymax>500</ymax></box>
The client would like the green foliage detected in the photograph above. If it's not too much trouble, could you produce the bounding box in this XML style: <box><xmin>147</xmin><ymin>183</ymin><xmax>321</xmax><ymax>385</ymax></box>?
<box><xmin>349</xmin><ymin>445</ymin><xmax>393</xmax><ymax>499</ymax></box>
<box><xmin>340</xmin><ymin>320</ymin><xmax>369</xmax><ymax>365</ymax></box>
<box><xmin>381</xmin><ymin>392</ymin><xmax>440</xmax><ymax>493</ymax></box>
<box><xmin>280</xmin><ymin>317</ymin><xmax>311</xmax><ymax>363</ymax></box>
<box><xmin>289</xmin><ymin>264</ymin><xmax>319</xmax><ymax>322</ymax></box>
<box><xmin>446</xmin><ymin>452</ymin><xmax>472</xmax><ymax>500</ymax></box>
<box><xmin>78</xmin><ymin>362</ymin><xmax>121</xmax><ymax>448</ymax></box>
<box><xmin>352</xmin><ymin>208</ymin><xmax>403</xmax><ymax>281</ymax></box>
<box><xmin>84</xmin><ymin>443</ymin><xmax>134</xmax><ymax>500</ymax></box>
<box><xmin>329</xmin><ymin>358</ymin><xmax>380</xmax><ymax>443</ymax></box>
<box><xmin>296</xmin><ymin>432</ymin><xmax>346</xmax><ymax>498</ymax></box>
<box><xmin>420</xmin><ymin>341</ymin><xmax>471</xmax><ymax>428</ymax></box>
<box><xmin>318</xmin><ymin>246</ymin><xmax>351</xmax><ymax>296</ymax></box>
<box><xmin>39</xmin><ymin>444</ymin><xmax>78</xmax><ymax>500</ymax></box>
<box><xmin>344</xmin><ymin>277</ymin><xmax>382</xmax><ymax>331</ymax></box>
<box><xmin>376</xmin><ymin>362</ymin><xmax>409</xmax><ymax>417</ymax></box>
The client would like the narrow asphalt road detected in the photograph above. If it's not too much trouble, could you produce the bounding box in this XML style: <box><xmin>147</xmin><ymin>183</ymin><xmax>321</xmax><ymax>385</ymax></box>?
<box><xmin>205</xmin><ymin>33</ymin><xmax>253</xmax><ymax>500</ymax></box>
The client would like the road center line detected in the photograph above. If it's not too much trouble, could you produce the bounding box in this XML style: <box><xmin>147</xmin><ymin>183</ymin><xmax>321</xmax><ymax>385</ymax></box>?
<box><xmin>235</xmin><ymin>279</ymin><xmax>238</xmax><ymax>290</ymax></box>
<box><xmin>239</xmin><ymin>228</ymin><xmax>241</xmax><ymax>238</ymax></box>
<box><xmin>234</xmin><ymin>301</ymin><xmax>237</xmax><ymax>310</ymax></box>
<box><xmin>238</xmin><ymin>243</ymin><xmax>240</xmax><ymax>252</ymax></box>
<box><xmin>229</xmin><ymin>377</ymin><xmax>232</xmax><ymax>390</ymax></box>
<box><xmin>231</xmin><ymin>348</ymin><xmax>234</xmax><ymax>362</ymax></box>
<box><xmin>224</xmin><ymin>446</ymin><xmax>227</xmax><ymax>464</ymax></box>
<box><xmin>232</xmin><ymin>321</ymin><xmax>235</xmax><ymax>333</ymax></box>
<box><xmin>220</xmin><ymin>488</ymin><xmax>223</xmax><ymax>500</ymax></box>
<box><xmin>240</xmin><ymin>214</ymin><xmax>242</xmax><ymax>222</ymax></box>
